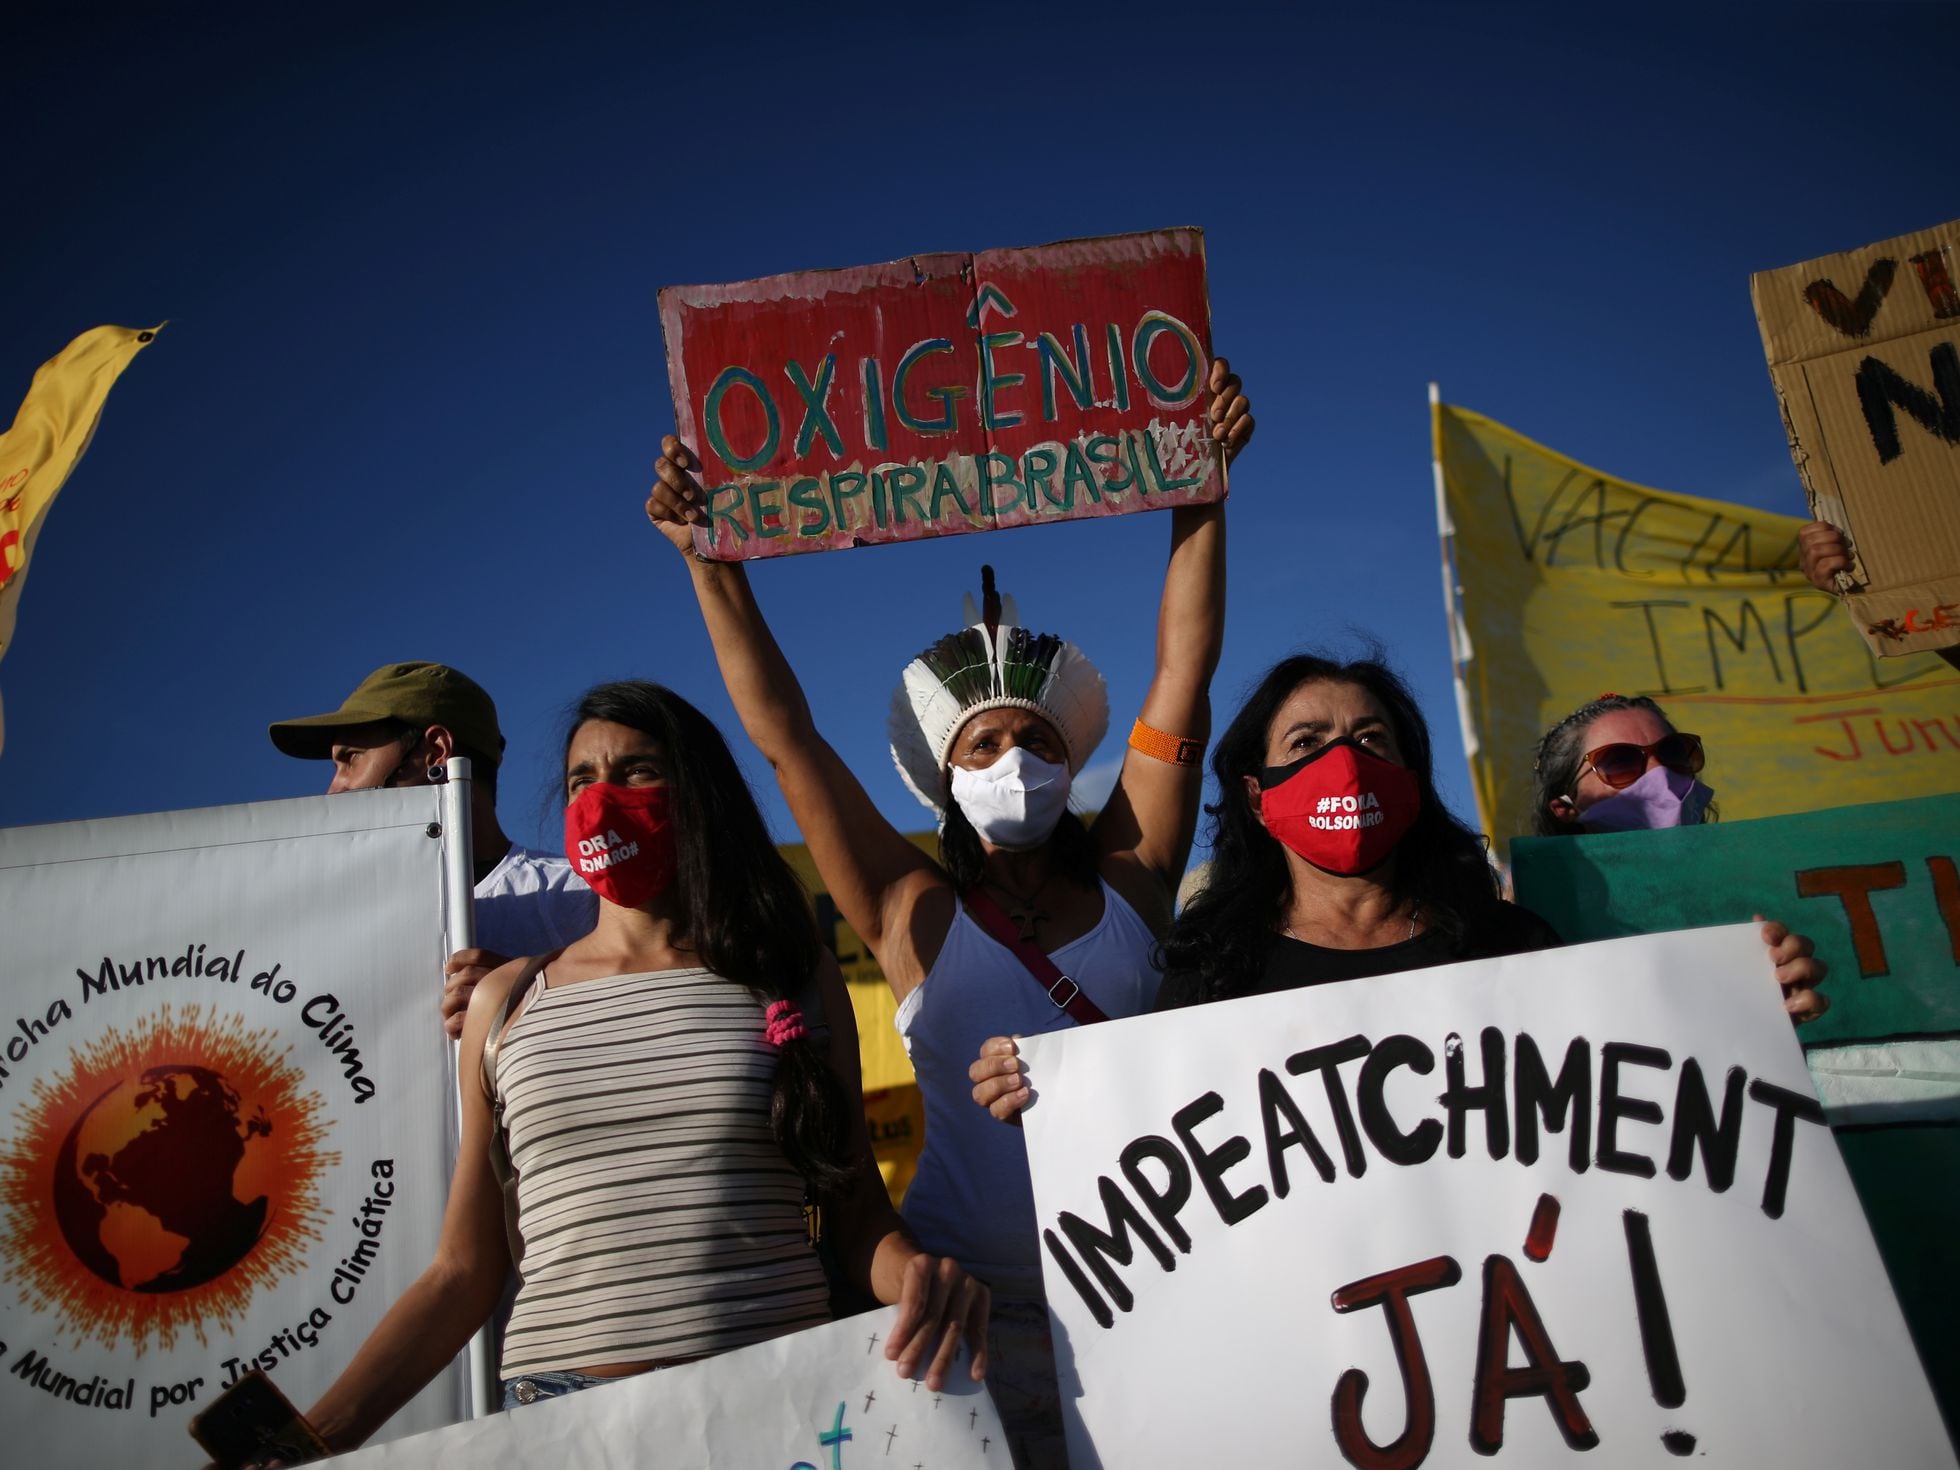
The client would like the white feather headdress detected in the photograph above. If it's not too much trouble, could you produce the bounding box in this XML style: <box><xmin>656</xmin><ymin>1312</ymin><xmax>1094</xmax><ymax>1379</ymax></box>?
<box><xmin>888</xmin><ymin>567</ymin><xmax>1109</xmax><ymax>816</ymax></box>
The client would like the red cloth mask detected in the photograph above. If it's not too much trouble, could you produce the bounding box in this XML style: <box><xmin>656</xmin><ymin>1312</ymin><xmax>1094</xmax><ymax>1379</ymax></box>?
<box><xmin>1258</xmin><ymin>739</ymin><xmax>1421</xmax><ymax>876</ymax></box>
<box><xmin>564</xmin><ymin>783</ymin><xmax>677</xmax><ymax>909</ymax></box>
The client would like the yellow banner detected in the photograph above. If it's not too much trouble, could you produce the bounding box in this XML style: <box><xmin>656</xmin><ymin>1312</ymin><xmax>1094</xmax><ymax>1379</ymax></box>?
<box><xmin>1437</xmin><ymin>401</ymin><xmax>1960</xmax><ymax>854</ymax></box>
<box><xmin>0</xmin><ymin>325</ymin><xmax>160</xmax><ymax>744</ymax></box>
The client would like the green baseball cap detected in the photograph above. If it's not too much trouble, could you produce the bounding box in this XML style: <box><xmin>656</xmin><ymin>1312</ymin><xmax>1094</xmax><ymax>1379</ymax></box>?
<box><xmin>268</xmin><ymin>661</ymin><xmax>505</xmax><ymax>764</ymax></box>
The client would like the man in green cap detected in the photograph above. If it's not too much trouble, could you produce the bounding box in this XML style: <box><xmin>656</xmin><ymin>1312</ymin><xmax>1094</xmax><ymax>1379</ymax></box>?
<box><xmin>270</xmin><ymin>661</ymin><xmax>595</xmax><ymax>1034</ymax></box>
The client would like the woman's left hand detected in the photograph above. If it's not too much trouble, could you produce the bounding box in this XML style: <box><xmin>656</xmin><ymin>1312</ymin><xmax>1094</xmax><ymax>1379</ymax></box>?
<box><xmin>1758</xmin><ymin>915</ymin><xmax>1829</xmax><ymax>1026</ymax></box>
<box><xmin>886</xmin><ymin>1252</ymin><xmax>991</xmax><ymax>1390</ymax></box>
<box><xmin>1208</xmin><ymin>356</ymin><xmax>1255</xmax><ymax>464</ymax></box>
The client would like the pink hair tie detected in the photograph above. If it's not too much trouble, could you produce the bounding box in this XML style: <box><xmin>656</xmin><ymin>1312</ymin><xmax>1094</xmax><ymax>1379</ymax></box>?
<box><xmin>763</xmin><ymin>999</ymin><xmax>808</xmax><ymax>1047</ymax></box>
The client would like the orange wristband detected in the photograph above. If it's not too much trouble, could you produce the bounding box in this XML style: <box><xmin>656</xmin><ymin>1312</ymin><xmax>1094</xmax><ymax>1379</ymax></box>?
<box><xmin>1129</xmin><ymin>718</ymin><xmax>1205</xmax><ymax>767</ymax></box>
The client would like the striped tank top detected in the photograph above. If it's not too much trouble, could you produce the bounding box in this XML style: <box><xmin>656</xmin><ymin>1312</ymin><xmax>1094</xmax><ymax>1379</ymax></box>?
<box><xmin>493</xmin><ymin>967</ymin><xmax>830</xmax><ymax>1378</ymax></box>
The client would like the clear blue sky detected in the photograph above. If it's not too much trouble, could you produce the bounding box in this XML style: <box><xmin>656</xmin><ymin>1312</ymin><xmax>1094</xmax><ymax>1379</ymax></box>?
<box><xmin>4</xmin><ymin>4</ymin><xmax>1950</xmax><ymax>856</ymax></box>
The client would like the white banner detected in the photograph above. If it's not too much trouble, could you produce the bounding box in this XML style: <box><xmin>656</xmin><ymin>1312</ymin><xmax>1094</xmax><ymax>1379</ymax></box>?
<box><xmin>1021</xmin><ymin>925</ymin><xmax>1954</xmax><ymax>1468</ymax></box>
<box><xmin>329</xmin><ymin>1306</ymin><xmax>1006</xmax><ymax>1467</ymax></box>
<box><xmin>0</xmin><ymin>791</ymin><xmax>466</xmax><ymax>1464</ymax></box>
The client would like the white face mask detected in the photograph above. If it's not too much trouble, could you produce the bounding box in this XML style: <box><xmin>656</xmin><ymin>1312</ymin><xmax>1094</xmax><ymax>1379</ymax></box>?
<box><xmin>948</xmin><ymin>747</ymin><xmax>1073</xmax><ymax>850</ymax></box>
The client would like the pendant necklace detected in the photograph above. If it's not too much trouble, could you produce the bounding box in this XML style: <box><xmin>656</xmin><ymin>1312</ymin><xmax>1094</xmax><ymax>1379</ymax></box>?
<box><xmin>1285</xmin><ymin>903</ymin><xmax>1421</xmax><ymax>945</ymax></box>
<box><xmin>985</xmin><ymin>873</ymin><xmax>1053</xmax><ymax>943</ymax></box>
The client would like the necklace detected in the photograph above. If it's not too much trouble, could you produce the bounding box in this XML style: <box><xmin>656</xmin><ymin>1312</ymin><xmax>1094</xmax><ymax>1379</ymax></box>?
<box><xmin>984</xmin><ymin>873</ymin><xmax>1054</xmax><ymax>943</ymax></box>
<box><xmin>1285</xmin><ymin>903</ymin><xmax>1421</xmax><ymax>945</ymax></box>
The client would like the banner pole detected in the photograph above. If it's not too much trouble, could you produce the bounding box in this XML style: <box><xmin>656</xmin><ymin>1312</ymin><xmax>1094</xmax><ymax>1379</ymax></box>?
<box><xmin>439</xmin><ymin>758</ymin><xmax>498</xmax><ymax>1420</ymax></box>
<box><xmin>1430</xmin><ymin>384</ymin><xmax>1495</xmax><ymax>855</ymax></box>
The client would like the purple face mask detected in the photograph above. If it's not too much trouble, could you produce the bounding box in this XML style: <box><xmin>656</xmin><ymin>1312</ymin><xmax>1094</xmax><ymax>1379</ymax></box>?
<box><xmin>1580</xmin><ymin>764</ymin><xmax>1714</xmax><ymax>834</ymax></box>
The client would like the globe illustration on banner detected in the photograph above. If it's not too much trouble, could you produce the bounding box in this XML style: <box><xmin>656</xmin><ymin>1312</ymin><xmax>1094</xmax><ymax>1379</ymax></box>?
<box><xmin>52</xmin><ymin>1065</ymin><xmax>272</xmax><ymax>1292</ymax></box>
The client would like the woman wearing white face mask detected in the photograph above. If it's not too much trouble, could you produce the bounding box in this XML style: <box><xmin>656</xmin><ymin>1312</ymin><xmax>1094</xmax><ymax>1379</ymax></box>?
<box><xmin>646</xmin><ymin>359</ymin><xmax>1253</xmax><ymax>1469</ymax></box>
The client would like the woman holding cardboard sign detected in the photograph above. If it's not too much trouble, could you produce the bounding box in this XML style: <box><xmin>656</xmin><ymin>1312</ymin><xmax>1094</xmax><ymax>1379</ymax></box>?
<box><xmin>646</xmin><ymin>358</ymin><xmax>1251</xmax><ymax>1468</ymax></box>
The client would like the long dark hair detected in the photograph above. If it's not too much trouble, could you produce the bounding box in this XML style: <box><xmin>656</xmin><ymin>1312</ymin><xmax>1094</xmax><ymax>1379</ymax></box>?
<box><xmin>1528</xmin><ymin>693</ymin><xmax>1713</xmax><ymax>837</ymax></box>
<box><xmin>1159</xmin><ymin>653</ymin><xmax>1502</xmax><ymax>1004</ymax></box>
<box><xmin>563</xmin><ymin>681</ymin><xmax>855</xmax><ymax>1192</ymax></box>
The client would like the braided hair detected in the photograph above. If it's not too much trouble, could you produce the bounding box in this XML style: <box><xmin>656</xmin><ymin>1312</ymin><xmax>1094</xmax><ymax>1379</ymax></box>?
<box><xmin>1529</xmin><ymin>693</ymin><xmax>1684</xmax><ymax>838</ymax></box>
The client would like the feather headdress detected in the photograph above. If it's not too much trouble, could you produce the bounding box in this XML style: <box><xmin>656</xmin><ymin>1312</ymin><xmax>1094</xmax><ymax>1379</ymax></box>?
<box><xmin>889</xmin><ymin>566</ymin><xmax>1109</xmax><ymax>815</ymax></box>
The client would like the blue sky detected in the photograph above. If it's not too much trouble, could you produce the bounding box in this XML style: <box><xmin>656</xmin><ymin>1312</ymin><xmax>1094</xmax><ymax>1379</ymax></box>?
<box><xmin>4</xmin><ymin>3</ymin><xmax>1951</xmax><ymax>856</ymax></box>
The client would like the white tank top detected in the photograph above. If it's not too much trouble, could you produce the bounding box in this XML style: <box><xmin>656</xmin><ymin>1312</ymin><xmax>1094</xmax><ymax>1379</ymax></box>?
<box><xmin>896</xmin><ymin>879</ymin><xmax>1160</xmax><ymax>1295</ymax></box>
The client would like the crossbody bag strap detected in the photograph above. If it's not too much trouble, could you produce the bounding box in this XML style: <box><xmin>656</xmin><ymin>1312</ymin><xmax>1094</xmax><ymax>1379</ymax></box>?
<box><xmin>962</xmin><ymin>887</ymin><xmax>1111</xmax><ymax>1026</ymax></box>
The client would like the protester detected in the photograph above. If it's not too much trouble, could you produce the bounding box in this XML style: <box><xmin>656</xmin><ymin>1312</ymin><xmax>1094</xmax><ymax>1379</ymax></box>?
<box><xmin>973</xmin><ymin>653</ymin><xmax>1828</xmax><ymax>1122</ymax></box>
<box><xmin>294</xmin><ymin>681</ymin><xmax>988</xmax><ymax>1455</ymax></box>
<box><xmin>644</xmin><ymin>360</ymin><xmax>1252</xmax><ymax>1468</ymax></box>
<box><xmin>1798</xmin><ymin>519</ymin><xmax>1960</xmax><ymax>671</ymax></box>
<box><xmin>269</xmin><ymin>660</ymin><xmax>595</xmax><ymax>1035</ymax></box>
<box><xmin>1147</xmin><ymin>654</ymin><xmax>1564</xmax><ymax>1006</ymax></box>
<box><xmin>1529</xmin><ymin>692</ymin><xmax>1714</xmax><ymax>836</ymax></box>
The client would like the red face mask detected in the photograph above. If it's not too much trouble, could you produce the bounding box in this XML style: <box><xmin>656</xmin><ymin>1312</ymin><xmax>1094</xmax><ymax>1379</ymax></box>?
<box><xmin>1257</xmin><ymin>739</ymin><xmax>1421</xmax><ymax>876</ymax></box>
<box><xmin>564</xmin><ymin>783</ymin><xmax>678</xmax><ymax>909</ymax></box>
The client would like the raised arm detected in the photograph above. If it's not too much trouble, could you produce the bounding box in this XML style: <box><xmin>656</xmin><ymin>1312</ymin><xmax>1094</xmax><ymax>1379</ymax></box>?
<box><xmin>647</xmin><ymin>442</ymin><xmax>947</xmax><ymax>992</ymax></box>
<box><xmin>1093</xmin><ymin>357</ymin><xmax>1253</xmax><ymax>886</ymax></box>
<box><xmin>303</xmin><ymin>965</ymin><xmax>518</xmax><ymax>1452</ymax></box>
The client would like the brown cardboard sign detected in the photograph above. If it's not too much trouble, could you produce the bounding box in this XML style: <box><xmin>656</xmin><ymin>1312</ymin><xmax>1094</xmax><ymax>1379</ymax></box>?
<box><xmin>1753</xmin><ymin>220</ymin><xmax>1960</xmax><ymax>656</ymax></box>
<box><xmin>658</xmin><ymin>229</ymin><xmax>1220</xmax><ymax>560</ymax></box>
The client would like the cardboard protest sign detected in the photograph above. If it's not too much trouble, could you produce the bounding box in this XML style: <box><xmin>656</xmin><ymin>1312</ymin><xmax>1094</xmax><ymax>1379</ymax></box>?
<box><xmin>1753</xmin><ymin>220</ymin><xmax>1960</xmax><ymax>657</ymax></box>
<box><xmin>1512</xmin><ymin>798</ymin><xmax>1960</xmax><ymax>1423</ymax></box>
<box><xmin>659</xmin><ymin>229</ymin><xmax>1221</xmax><ymax>560</ymax></box>
<box><xmin>1435</xmin><ymin>398</ymin><xmax>1960</xmax><ymax>856</ymax></box>
<box><xmin>1020</xmin><ymin>927</ymin><xmax>1954</xmax><ymax>1467</ymax></box>
<box><xmin>327</xmin><ymin>1306</ymin><xmax>1006</xmax><ymax>1467</ymax></box>
<box><xmin>0</xmin><ymin>791</ymin><xmax>465</xmax><ymax>1465</ymax></box>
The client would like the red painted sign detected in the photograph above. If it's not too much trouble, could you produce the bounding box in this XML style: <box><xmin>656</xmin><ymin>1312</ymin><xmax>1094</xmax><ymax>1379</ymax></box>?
<box><xmin>658</xmin><ymin>228</ymin><xmax>1221</xmax><ymax>560</ymax></box>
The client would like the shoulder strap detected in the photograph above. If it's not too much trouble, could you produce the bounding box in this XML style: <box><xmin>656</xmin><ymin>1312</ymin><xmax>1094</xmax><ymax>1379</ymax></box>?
<box><xmin>962</xmin><ymin>887</ymin><xmax>1111</xmax><ymax>1026</ymax></box>
<box><xmin>478</xmin><ymin>951</ymin><xmax>557</xmax><ymax>1107</ymax></box>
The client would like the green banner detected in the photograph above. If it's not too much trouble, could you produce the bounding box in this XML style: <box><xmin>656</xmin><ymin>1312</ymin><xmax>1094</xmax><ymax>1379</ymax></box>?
<box><xmin>1513</xmin><ymin>793</ymin><xmax>1960</xmax><ymax>1047</ymax></box>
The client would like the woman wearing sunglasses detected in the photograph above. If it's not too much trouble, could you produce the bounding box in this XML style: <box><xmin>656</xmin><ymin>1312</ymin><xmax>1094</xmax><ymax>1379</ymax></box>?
<box><xmin>1530</xmin><ymin>694</ymin><xmax>1713</xmax><ymax>835</ymax></box>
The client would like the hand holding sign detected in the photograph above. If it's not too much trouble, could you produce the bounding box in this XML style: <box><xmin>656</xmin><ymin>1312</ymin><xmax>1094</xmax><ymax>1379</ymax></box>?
<box><xmin>1758</xmin><ymin>916</ymin><xmax>1829</xmax><ymax>1024</ymax></box>
<box><xmin>1205</xmin><ymin>356</ymin><xmax>1255</xmax><ymax>465</ymax></box>
<box><xmin>883</xmin><ymin>1251</ymin><xmax>991</xmax><ymax>1389</ymax></box>
<box><xmin>1797</xmin><ymin>520</ymin><xmax>1856</xmax><ymax>594</ymax></box>
<box><xmin>968</xmin><ymin>1034</ymin><xmax>1030</xmax><ymax>1124</ymax></box>
<box><xmin>646</xmin><ymin>435</ymin><xmax>706</xmax><ymax>553</ymax></box>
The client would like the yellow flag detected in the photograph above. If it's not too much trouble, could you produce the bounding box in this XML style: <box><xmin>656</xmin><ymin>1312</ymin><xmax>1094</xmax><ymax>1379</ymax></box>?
<box><xmin>0</xmin><ymin>324</ymin><xmax>160</xmax><ymax>745</ymax></box>
<box><xmin>1436</xmin><ymin>398</ymin><xmax>1960</xmax><ymax>854</ymax></box>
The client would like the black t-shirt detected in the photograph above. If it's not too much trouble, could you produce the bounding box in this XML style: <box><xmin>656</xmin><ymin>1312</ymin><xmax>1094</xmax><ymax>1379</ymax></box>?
<box><xmin>1153</xmin><ymin>901</ymin><xmax>1563</xmax><ymax>1010</ymax></box>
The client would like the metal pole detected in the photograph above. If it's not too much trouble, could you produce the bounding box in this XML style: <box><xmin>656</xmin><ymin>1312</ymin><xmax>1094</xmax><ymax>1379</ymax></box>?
<box><xmin>438</xmin><ymin>758</ymin><xmax>498</xmax><ymax>1421</ymax></box>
